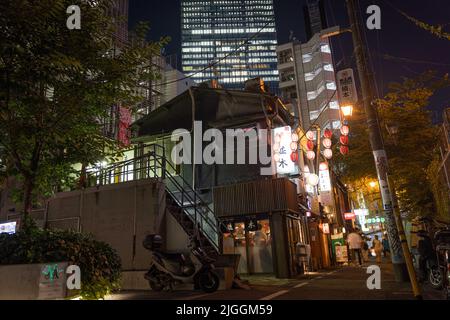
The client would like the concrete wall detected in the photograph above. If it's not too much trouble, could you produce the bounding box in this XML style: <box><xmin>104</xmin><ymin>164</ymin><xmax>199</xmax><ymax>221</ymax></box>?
<box><xmin>0</xmin><ymin>263</ymin><xmax>69</xmax><ymax>300</ymax></box>
<box><xmin>46</xmin><ymin>178</ymin><xmax>167</xmax><ymax>271</ymax></box>
<box><xmin>165</xmin><ymin>213</ymin><xmax>190</xmax><ymax>253</ymax></box>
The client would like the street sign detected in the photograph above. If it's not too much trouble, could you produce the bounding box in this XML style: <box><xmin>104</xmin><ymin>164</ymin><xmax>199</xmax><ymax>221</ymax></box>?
<box><xmin>336</xmin><ymin>68</ymin><xmax>358</xmax><ymax>106</ymax></box>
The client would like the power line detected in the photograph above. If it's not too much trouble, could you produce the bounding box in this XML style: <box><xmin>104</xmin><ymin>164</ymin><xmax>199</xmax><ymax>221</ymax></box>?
<box><xmin>155</xmin><ymin>18</ymin><xmax>277</xmax><ymax>87</ymax></box>
<box><xmin>380</xmin><ymin>53</ymin><xmax>450</xmax><ymax>67</ymax></box>
<box><xmin>296</xmin><ymin>89</ymin><xmax>338</xmax><ymax>155</ymax></box>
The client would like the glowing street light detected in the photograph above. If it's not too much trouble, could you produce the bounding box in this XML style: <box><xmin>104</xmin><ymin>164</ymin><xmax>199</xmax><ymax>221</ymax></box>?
<box><xmin>369</xmin><ymin>181</ymin><xmax>378</xmax><ymax>188</ymax></box>
<box><xmin>340</xmin><ymin>105</ymin><xmax>354</xmax><ymax>117</ymax></box>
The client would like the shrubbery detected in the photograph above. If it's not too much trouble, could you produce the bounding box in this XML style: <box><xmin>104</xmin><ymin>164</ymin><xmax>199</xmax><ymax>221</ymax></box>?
<box><xmin>0</xmin><ymin>222</ymin><xmax>122</xmax><ymax>300</ymax></box>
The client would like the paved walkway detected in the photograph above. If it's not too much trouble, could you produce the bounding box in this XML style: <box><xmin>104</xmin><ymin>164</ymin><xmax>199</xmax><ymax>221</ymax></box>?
<box><xmin>107</xmin><ymin>260</ymin><xmax>446</xmax><ymax>300</ymax></box>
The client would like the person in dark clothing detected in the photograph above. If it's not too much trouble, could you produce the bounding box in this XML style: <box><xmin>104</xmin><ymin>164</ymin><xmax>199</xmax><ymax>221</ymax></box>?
<box><xmin>382</xmin><ymin>235</ymin><xmax>390</xmax><ymax>257</ymax></box>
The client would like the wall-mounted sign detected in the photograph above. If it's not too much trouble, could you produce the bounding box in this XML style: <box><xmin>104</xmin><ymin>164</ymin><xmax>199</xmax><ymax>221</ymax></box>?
<box><xmin>344</xmin><ymin>212</ymin><xmax>356</xmax><ymax>220</ymax></box>
<box><xmin>273</xmin><ymin>126</ymin><xmax>297</xmax><ymax>175</ymax></box>
<box><xmin>0</xmin><ymin>221</ymin><xmax>16</xmax><ymax>234</ymax></box>
<box><xmin>318</xmin><ymin>168</ymin><xmax>331</xmax><ymax>192</ymax></box>
<box><xmin>337</xmin><ymin>68</ymin><xmax>358</xmax><ymax>105</ymax></box>
<box><xmin>118</xmin><ymin>106</ymin><xmax>132</xmax><ymax>147</ymax></box>
<box><xmin>322</xmin><ymin>223</ymin><xmax>330</xmax><ymax>234</ymax></box>
<box><xmin>38</xmin><ymin>262</ymin><xmax>68</xmax><ymax>300</ymax></box>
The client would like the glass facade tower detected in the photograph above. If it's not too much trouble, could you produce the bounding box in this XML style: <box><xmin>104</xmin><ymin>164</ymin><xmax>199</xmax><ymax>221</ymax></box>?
<box><xmin>181</xmin><ymin>0</ymin><xmax>279</xmax><ymax>92</ymax></box>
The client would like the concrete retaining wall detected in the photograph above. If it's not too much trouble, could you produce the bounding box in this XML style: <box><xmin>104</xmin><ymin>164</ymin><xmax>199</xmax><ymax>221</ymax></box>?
<box><xmin>0</xmin><ymin>263</ymin><xmax>70</xmax><ymax>300</ymax></box>
<box><xmin>46</xmin><ymin>179</ymin><xmax>166</xmax><ymax>271</ymax></box>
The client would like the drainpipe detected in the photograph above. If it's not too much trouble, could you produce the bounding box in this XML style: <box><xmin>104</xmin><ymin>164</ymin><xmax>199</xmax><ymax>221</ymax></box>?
<box><xmin>188</xmin><ymin>88</ymin><xmax>196</xmax><ymax>190</ymax></box>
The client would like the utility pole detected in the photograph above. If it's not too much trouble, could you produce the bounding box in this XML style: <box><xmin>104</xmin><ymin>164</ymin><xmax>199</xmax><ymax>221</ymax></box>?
<box><xmin>345</xmin><ymin>0</ymin><xmax>421</xmax><ymax>298</ymax></box>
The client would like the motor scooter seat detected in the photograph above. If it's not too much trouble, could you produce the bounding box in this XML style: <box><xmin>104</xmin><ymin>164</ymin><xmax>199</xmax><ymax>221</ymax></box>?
<box><xmin>156</xmin><ymin>252</ymin><xmax>185</xmax><ymax>263</ymax></box>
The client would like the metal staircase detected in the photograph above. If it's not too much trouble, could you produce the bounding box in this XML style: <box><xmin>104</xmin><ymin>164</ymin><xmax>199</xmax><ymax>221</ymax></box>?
<box><xmin>85</xmin><ymin>144</ymin><xmax>222</xmax><ymax>261</ymax></box>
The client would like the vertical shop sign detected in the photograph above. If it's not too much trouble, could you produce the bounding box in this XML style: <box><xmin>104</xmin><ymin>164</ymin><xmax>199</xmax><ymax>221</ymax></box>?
<box><xmin>118</xmin><ymin>106</ymin><xmax>132</xmax><ymax>146</ymax></box>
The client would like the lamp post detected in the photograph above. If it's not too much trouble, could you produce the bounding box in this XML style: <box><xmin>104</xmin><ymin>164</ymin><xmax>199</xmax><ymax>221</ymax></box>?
<box><xmin>346</xmin><ymin>0</ymin><xmax>421</xmax><ymax>298</ymax></box>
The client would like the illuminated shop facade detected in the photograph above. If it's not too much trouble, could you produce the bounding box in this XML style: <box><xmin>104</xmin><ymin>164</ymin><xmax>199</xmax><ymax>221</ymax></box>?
<box><xmin>181</xmin><ymin>0</ymin><xmax>279</xmax><ymax>92</ymax></box>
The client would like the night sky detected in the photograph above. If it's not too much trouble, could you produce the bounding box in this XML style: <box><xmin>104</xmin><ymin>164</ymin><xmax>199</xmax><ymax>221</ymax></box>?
<box><xmin>128</xmin><ymin>0</ymin><xmax>450</xmax><ymax>122</ymax></box>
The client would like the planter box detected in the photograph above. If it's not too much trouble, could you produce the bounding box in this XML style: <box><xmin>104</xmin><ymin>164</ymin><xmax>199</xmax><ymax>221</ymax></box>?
<box><xmin>0</xmin><ymin>262</ymin><xmax>73</xmax><ymax>300</ymax></box>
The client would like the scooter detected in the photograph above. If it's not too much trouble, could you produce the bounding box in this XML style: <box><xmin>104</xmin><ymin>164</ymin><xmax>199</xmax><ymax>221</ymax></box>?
<box><xmin>143</xmin><ymin>234</ymin><xmax>220</xmax><ymax>293</ymax></box>
<box><xmin>434</xmin><ymin>229</ymin><xmax>450</xmax><ymax>299</ymax></box>
<box><xmin>413</xmin><ymin>230</ymin><xmax>443</xmax><ymax>289</ymax></box>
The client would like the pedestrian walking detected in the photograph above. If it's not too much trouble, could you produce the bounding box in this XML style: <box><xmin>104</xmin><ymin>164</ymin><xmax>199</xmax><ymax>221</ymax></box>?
<box><xmin>362</xmin><ymin>238</ymin><xmax>370</xmax><ymax>262</ymax></box>
<box><xmin>372</xmin><ymin>235</ymin><xmax>383</xmax><ymax>263</ymax></box>
<box><xmin>382</xmin><ymin>234</ymin><xmax>390</xmax><ymax>258</ymax></box>
<box><xmin>347</xmin><ymin>228</ymin><xmax>363</xmax><ymax>266</ymax></box>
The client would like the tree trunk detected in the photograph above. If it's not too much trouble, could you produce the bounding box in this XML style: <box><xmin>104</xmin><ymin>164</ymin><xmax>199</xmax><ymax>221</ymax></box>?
<box><xmin>79</xmin><ymin>162</ymin><xmax>87</xmax><ymax>188</ymax></box>
<box><xmin>23</xmin><ymin>176</ymin><xmax>34</xmax><ymax>217</ymax></box>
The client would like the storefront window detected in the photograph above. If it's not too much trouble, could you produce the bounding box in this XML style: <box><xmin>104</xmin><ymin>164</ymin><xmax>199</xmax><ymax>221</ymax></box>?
<box><xmin>248</xmin><ymin>220</ymin><xmax>273</xmax><ymax>273</ymax></box>
<box><xmin>233</xmin><ymin>222</ymin><xmax>248</xmax><ymax>274</ymax></box>
<box><xmin>223</xmin><ymin>218</ymin><xmax>273</xmax><ymax>274</ymax></box>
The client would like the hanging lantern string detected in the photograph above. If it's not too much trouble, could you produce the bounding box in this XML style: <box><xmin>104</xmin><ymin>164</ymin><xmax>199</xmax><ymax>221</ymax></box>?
<box><xmin>296</xmin><ymin>90</ymin><xmax>338</xmax><ymax>153</ymax></box>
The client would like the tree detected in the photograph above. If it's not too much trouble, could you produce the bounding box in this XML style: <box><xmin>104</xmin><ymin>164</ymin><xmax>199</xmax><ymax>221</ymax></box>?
<box><xmin>334</xmin><ymin>71</ymin><xmax>450</xmax><ymax>219</ymax></box>
<box><xmin>0</xmin><ymin>0</ymin><xmax>168</xmax><ymax>218</ymax></box>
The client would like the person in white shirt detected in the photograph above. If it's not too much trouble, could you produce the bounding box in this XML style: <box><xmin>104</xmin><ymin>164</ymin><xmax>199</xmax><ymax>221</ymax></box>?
<box><xmin>347</xmin><ymin>228</ymin><xmax>364</xmax><ymax>266</ymax></box>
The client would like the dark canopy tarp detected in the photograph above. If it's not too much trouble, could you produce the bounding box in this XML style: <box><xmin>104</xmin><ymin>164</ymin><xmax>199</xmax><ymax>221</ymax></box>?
<box><xmin>134</xmin><ymin>87</ymin><xmax>295</xmax><ymax>137</ymax></box>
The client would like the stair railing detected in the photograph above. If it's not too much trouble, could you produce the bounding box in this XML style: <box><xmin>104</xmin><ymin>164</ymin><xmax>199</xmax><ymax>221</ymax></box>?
<box><xmin>84</xmin><ymin>143</ymin><xmax>222</xmax><ymax>252</ymax></box>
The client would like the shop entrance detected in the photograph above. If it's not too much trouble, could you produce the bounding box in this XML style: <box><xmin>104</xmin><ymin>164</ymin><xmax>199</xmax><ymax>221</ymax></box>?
<box><xmin>286</xmin><ymin>216</ymin><xmax>309</xmax><ymax>275</ymax></box>
<box><xmin>222</xmin><ymin>217</ymin><xmax>273</xmax><ymax>274</ymax></box>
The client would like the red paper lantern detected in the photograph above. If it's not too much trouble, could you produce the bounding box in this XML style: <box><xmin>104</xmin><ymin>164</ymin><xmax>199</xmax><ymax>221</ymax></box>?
<box><xmin>339</xmin><ymin>135</ymin><xmax>349</xmax><ymax>146</ymax></box>
<box><xmin>322</xmin><ymin>138</ymin><xmax>332</xmax><ymax>148</ymax></box>
<box><xmin>290</xmin><ymin>152</ymin><xmax>298</xmax><ymax>162</ymax></box>
<box><xmin>306</xmin><ymin>140</ymin><xmax>314</xmax><ymax>151</ymax></box>
<box><xmin>340</xmin><ymin>125</ymin><xmax>349</xmax><ymax>136</ymax></box>
<box><xmin>340</xmin><ymin>145</ymin><xmax>349</xmax><ymax>155</ymax></box>
<box><xmin>307</xmin><ymin>150</ymin><xmax>316</xmax><ymax>160</ymax></box>
<box><xmin>324</xmin><ymin>128</ymin><xmax>333</xmax><ymax>139</ymax></box>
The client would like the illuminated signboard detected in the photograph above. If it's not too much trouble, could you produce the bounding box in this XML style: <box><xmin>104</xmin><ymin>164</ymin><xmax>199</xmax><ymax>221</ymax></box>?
<box><xmin>322</xmin><ymin>223</ymin><xmax>330</xmax><ymax>234</ymax></box>
<box><xmin>0</xmin><ymin>221</ymin><xmax>16</xmax><ymax>234</ymax></box>
<box><xmin>273</xmin><ymin>126</ymin><xmax>296</xmax><ymax>175</ymax></box>
<box><xmin>354</xmin><ymin>208</ymin><xmax>369</xmax><ymax>216</ymax></box>
<box><xmin>344</xmin><ymin>212</ymin><xmax>356</xmax><ymax>220</ymax></box>
<box><xmin>318</xmin><ymin>168</ymin><xmax>331</xmax><ymax>192</ymax></box>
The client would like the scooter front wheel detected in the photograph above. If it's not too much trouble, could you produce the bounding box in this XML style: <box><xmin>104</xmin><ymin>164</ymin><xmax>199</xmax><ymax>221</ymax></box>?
<box><xmin>429</xmin><ymin>267</ymin><xmax>443</xmax><ymax>289</ymax></box>
<box><xmin>198</xmin><ymin>271</ymin><xmax>220</xmax><ymax>293</ymax></box>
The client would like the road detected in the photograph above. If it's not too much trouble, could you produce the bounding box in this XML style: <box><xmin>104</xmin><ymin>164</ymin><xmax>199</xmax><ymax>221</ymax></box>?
<box><xmin>108</xmin><ymin>262</ymin><xmax>446</xmax><ymax>300</ymax></box>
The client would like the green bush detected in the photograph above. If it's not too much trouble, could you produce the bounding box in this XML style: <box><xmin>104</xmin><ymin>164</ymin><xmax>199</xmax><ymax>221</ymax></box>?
<box><xmin>0</xmin><ymin>226</ymin><xmax>122</xmax><ymax>300</ymax></box>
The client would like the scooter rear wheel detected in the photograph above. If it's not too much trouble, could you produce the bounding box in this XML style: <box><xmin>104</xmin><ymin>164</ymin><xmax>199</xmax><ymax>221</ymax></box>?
<box><xmin>149</xmin><ymin>279</ymin><xmax>164</xmax><ymax>292</ymax></box>
<box><xmin>198</xmin><ymin>271</ymin><xmax>220</xmax><ymax>293</ymax></box>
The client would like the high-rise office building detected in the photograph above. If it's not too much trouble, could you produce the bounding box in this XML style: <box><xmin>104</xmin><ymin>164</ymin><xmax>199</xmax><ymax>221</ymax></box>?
<box><xmin>110</xmin><ymin>0</ymin><xmax>129</xmax><ymax>47</ymax></box>
<box><xmin>303</xmin><ymin>0</ymin><xmax>328</xmax><ymax>41</ymax></box>
<box><xmin>181</xmin><ymin>0</ymin><xmax>279</xmax><ymax>92</ymax></box>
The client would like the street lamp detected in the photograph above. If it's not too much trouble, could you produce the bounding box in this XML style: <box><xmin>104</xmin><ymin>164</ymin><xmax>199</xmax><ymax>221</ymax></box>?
<box><xmin>340</xmin><ymin>105</ymin><xmax>354</xmax><ymax>118</ymax></box>
<box><xmin>368</xmin><ymin>180</ymin><xmax>378</xmax><ymax>189</ymax></box>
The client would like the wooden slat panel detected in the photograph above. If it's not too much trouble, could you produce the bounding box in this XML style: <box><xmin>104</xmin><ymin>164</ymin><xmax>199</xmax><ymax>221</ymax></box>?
<box><xmin>213</xmin><ymin>177</ymin><xmax>299</xmax><ymax>217</ymax></box>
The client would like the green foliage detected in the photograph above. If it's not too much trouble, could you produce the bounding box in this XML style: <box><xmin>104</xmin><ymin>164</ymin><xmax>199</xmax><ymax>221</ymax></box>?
<box><xmin>0</xmin><ymin>0</ymin><xmax>169</xmax><ymax>212</ymax></box>
<box><xmin>0</xmin><ymin>228</ymin><xmax>122</xmax><ymax>300</ymax></box>
<box><xmin>427</xmin><ymin>154</ymin><xmax>450</xmax><ymax>222</ymax></box>
<box><xmin>333</xmin><ymin>71</ymin><xmax>450</xmax><ymax>218</ymax></box>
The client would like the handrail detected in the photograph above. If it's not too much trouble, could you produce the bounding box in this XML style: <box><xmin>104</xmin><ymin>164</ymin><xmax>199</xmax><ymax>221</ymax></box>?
<box><xmin>84</xmin><ymin>143</ymin><xmax>222</xmax><ymax>252</ymax></box>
